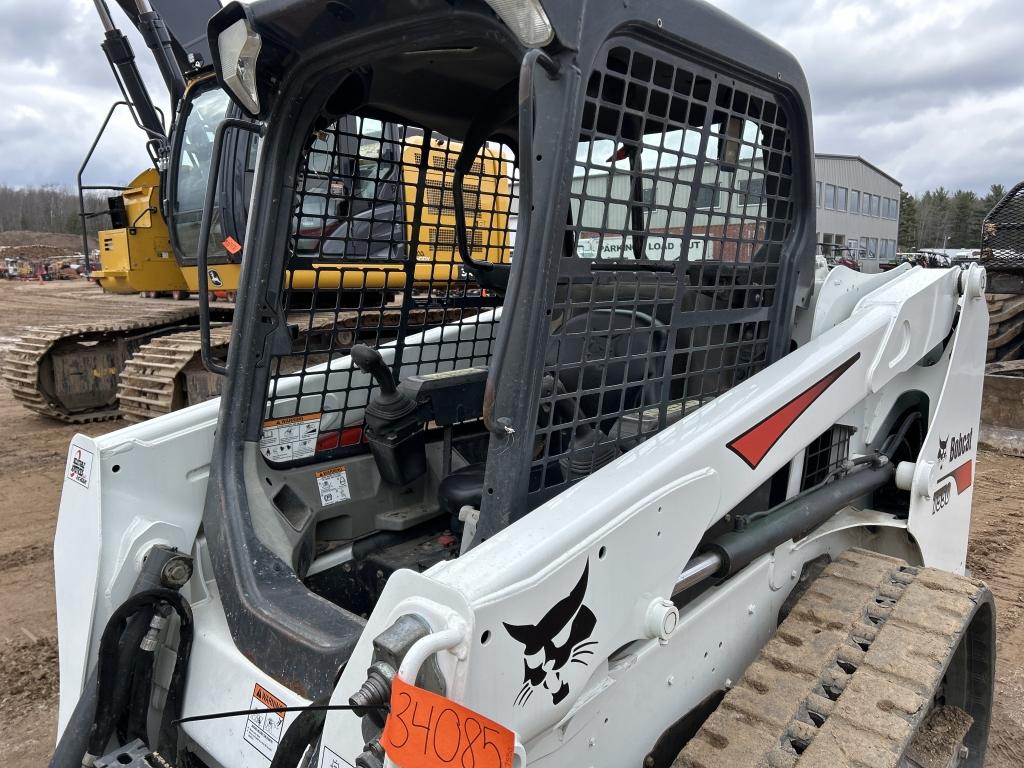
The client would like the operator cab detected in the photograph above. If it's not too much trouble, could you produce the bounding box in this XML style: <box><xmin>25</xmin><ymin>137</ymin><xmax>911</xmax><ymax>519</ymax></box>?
<box><xmin>203</xmin><ymin>0</ymin><xmax>812</xmax><ymax>697</ymax></box>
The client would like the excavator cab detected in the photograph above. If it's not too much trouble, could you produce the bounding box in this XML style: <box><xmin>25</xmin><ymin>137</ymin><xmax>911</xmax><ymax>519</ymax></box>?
<box><xmin>53</xmin><ymin>1</ymin><xmax>995</xmax><ymax>766</ymax></box>
<box><xmin>165</xmin><ymin>74</ymin><xmax>253</xmax><ymax>295</ymax></box>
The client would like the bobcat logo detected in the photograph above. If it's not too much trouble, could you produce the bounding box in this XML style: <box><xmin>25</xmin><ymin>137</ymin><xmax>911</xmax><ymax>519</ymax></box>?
<box><xmin>504</xmin><ymin>561</ymin><xmax>597</xmax><ymax>707</ymax></box>
<box><xmin>937</xmin><ymin>436</ymin><xmax>949</xmax><ymax>464</ymax></box>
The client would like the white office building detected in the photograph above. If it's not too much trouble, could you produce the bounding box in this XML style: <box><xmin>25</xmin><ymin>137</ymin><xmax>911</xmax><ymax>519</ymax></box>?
<box><xmin>815</xmin><ymin>154</ymin><xmax>901</xmax><ymax>272</ymax></box>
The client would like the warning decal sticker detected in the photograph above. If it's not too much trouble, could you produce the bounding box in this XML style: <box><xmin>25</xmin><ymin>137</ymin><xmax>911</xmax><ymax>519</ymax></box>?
<box><xmin>315</xmin><ymin>466</ymin><xmax>352</xmax><ymax>507</ymax></box>
<box><xmin>243</xmin><ymin>683</ymin><xmax>286</xmax><ymax>761</ymax></box>
<box><xmin>320</xmin><ymin>746</ymin><xmax>347</xmax><ymax>768</ymax></box>
<box><xmin>66</xmin><ymin>444</ymin><xmax>94</xmax><ymax>488</ymax></box>
<box><xmin>261</xmin><ymin>413</ymin><xmax>321</xmax><ymax>462</ymax></box>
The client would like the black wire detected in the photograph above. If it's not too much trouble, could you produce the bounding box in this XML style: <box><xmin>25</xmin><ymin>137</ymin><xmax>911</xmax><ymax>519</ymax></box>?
<box><xmin>173</xmin><ymin>703</ymin><xmax>387</xmax><ymax>726</ymax></box>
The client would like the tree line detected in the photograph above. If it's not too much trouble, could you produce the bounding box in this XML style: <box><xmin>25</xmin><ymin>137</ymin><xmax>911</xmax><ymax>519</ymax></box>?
<box><xmin>0</xmin><ymin>180</ymin><xmax>1009</xmax><ymax>255</ymax></box>
<box><xmin>898</xmin><ymin>185</ymin><xmax>1006</xmax><ymax>252</ymax></box>
<box><xmin>0</xmin><ymin>184</ymin><xmax>109</xmax><ymax>237</ymax></box>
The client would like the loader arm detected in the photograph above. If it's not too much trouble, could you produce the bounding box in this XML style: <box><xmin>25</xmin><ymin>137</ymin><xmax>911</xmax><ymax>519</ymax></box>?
<box><xmin>320</xmin><ymin>262</ymin><xmax>988</xmax><ymax>761</ymax></box>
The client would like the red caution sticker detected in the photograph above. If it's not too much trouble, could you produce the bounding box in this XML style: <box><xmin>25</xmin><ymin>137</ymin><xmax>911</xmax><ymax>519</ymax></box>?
<box><xmin>222</xmin><ymin>235</ymin><xmax>243</xmax><ymax>255</ymax></box>
<box><xmin>382</xmin><ymin>676</ymin><xmax>515</xmax><ymax>768</ymax></box>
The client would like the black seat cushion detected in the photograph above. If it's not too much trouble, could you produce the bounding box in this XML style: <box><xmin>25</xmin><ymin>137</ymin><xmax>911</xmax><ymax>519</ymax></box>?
<box><xmin>438</xmin><ymin>463</ymin><xmax>487</xmax><ymax>531</ymax></box>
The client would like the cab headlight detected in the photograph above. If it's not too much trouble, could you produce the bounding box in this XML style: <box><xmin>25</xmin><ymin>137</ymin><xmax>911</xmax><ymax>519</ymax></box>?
<box><xmin>218</xmin><ymin>17</ymin><xmax>263</xmax><ymax>114</ymax></box>
<box><xmin>483</xmin><ymin>0</ymin><xmax>554</xmax><ymax>47</ymax></box>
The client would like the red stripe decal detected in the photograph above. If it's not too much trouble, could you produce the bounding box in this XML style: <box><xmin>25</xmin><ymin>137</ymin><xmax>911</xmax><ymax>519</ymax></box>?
<box><xmin>940</xmin><ymin>460</ymin><xmax>974</xmax><ymax>494</ymax></box>
<box><xmin>727</xmin><ymin>353</ymin><xmax>861</xmax><ymax>470</ymax></box>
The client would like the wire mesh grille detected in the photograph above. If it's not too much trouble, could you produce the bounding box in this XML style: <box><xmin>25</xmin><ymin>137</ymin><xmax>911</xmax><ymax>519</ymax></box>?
<box><xmin>981</xmin><ymin>182</ymin><xmax>1024</xmax><ymax>271</ymax></box>
<box><xmin>800</xmin><ymin>425</ymin><xmax>854</xmax><ymax>491</ymax></box>
<box><xmin>528</xmin><ymin>39</ymin><xmax>796</xmax><ymax>500</ymax></box>
<box><xmin>260</xmin><ymin>116</ymin><xmax>515</xmax><ymax>466</ymax></box>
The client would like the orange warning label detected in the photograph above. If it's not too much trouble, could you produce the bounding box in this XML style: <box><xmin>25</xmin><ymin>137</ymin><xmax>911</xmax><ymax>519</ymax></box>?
<box><xmin>263</xmin><ymin>413</ymin><xmax>321</xmax><ymax>429</ymax></box>
<box><xmin>253</xmin><ymin>684</ymin><xmax>285</xmax><ymax>710</ymax></box>
<box><xmin>261</xmin><ymin>412</ymin><xmax>322</xmax><ymax>463</ymax></box>
<box><xmin>244</xmin><ymin>683</ymin><xmax>286</xmax><ymax>760</ymax></box>
<box><xmin>223</xmin><ymin>235</ymin><xmax>243</xmax><ymax>255</ymax></box>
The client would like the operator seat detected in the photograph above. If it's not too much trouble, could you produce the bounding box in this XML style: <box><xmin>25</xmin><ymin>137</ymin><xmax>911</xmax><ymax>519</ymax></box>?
<box><xmin>438</xmin><ymin>308</ymin><xmax>667</xmax><ymax>529</ymax></box>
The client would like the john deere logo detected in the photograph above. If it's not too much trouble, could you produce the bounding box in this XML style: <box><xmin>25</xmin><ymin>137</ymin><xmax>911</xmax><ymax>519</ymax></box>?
<box><xmin>208</xmin><ymin>269</ymin><xmax>223</xmax><ymax>287</ymax></box>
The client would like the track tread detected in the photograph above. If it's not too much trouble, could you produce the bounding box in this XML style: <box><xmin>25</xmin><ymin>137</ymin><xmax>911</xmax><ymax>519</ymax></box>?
<box><xmin>674</xmin><ymin>549</ymin><xmax>987</xmax><ymax>768</ymax></box>
<box><xmin>0</xmin><ymin>308</ymin><xmax>200</xmax><ymax>422</ymax></box>
<box><xmin>116</xmin><ymin>326</ymin><xmax>233</xmax><ymax>422</ymax></box>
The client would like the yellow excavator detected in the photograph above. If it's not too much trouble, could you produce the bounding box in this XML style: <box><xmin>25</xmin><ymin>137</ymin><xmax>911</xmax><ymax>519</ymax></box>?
<box><xmin>88</xmin><ymin>167</ymin><xmax>190</xmax><ymax>297</ymax></box>
<box><xmin>2</xmin><ymin>0</ymin><xmax>513</xmax><ymax>423</ymax></box>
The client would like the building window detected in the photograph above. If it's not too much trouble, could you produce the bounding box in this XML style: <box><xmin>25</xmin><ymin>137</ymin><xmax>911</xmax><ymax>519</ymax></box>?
<box><xmin>890</xmin><ymin>198</ymin><xmax>900</xmax><ymax>219</ymax></box>
<box><xmin>695</xmin><ymin>186</ymin><xmax>720</xmax><ymax>210</ymax></box>
<box><xmin>742</xmin><ymin>177</ymin><xmax>765</xmax><ymax>207</ymax></box>
<box><xmin>871</xmin><ymin>195</ymin><xmax>881</xmax><ymax>217</ymax></box>
<box><xmin>850</xmin><ymin>190</ymin><xmax>860</xmax><ymax>215</ymax></box>
<box><xmin>825</xmin><ymin>184</ymin><xmax>836</xmax><ymax>210</ymax></box>
<box><xmin>642</xmin><ymin>181</ymin><xmax>657</xmax><ymax>207</ymax></box>
<box><xmin>861</xmin><ymin>194</ymin><xmax>870</xmax><ymax>215</ymax></box>
<box><xmin>816</xmin><ymin>181</ymin><xmax>822</xmax><ymax>208</ymax></box>
<box><xmin>836</xmin><ymin>187</ymin><xmax>848</xmax><ymax>212</ymax></box>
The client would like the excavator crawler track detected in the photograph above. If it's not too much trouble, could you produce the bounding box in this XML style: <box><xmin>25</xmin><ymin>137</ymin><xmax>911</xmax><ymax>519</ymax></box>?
<box><xmin>115</xmin><ymin>306</ymin><xmax>470</xmax><ymax>422</ymax></box>
<box><xmin>676</xmin><ymin>548</ymin><xmax>993</xmax><ymax>768</ymax></box>
<box><xmin>1</xmin><ymin>308</ymin><xmax>200</xmax><ymax>423</ymax></box>
<box><xmin>117</xmin><ymin>325</ymin><xmax>234</xmax><ymax>422</ymax></box>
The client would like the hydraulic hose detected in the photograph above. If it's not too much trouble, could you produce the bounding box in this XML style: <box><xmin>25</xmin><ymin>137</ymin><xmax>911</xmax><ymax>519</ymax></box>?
<box><xmin>86</xmin><ymin>589</ymin><xmax>190</xmax><ymax>760</ymax></box>
<box><xmin>268</xmin><ymin>695</ymin><xmax>331</xmax><ymax>768</ymax></box>
<box><xmin>50</xmin><ymin>546</ymin><xmax>182</xmax><ymax>768</ymax></box>
<box><xmin>107</xmin><ymin>611</ymin><xmax>154</xmax><ymax>745</ymax></box>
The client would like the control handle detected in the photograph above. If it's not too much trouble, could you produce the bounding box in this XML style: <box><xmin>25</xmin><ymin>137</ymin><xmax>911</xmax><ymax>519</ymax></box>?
<box><xmin>351</xmin><ymin>344</ymin><xmax>397</xmax><ymax>396</ymax></box>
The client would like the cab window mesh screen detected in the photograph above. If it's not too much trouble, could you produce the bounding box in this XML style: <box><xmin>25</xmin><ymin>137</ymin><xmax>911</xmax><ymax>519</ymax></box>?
<box><xmin>529</xmin><ymin>39</ymin><xmax>795</xmax><ymax>500</ymax></box>
<box><xmin>981</xmin><ymin>182</ymin><xmax>1024</xmax><ymax>271</ymax></box>
<box><xmin>261</xmin><ymin>116</ymin><xmax>515</xmax><ymax>466</ymax></box>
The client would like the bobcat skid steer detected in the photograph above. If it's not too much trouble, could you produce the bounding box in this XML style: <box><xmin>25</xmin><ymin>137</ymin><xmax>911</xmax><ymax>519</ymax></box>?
<box><xmin>52</xmin><ymin>1</ymin><xmax>995</xmax><ymax>766</ymax></box>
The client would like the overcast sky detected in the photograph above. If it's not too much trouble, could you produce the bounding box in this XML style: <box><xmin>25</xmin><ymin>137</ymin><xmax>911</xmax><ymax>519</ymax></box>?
<box><xmin>1</xmin><ymin>0</ymin><xmax>1020</xmax><ymax>195</ymax></box>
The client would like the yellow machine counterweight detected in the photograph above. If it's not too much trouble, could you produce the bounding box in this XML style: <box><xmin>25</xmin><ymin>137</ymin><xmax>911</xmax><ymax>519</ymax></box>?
<box><xmin>89</xmin><ymin>168</ymin><xmax>190</xmax><ymax>297</ymax></box>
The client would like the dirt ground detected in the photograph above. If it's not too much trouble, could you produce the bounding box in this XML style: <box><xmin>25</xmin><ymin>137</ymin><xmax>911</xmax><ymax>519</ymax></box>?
<box><xmin>0</xmin><ymin>280</ymin><xmax>1022</xmax><ymax>765</ymax></box>
<box><xmin>0</xmin><ymin>230</ymin><xmax>95</xmax><ymax>250</ymax></box>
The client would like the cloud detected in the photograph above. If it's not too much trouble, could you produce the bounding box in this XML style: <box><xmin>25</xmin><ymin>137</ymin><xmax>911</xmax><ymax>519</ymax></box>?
<box><xmin>1</xmin><ymin>0</ymin><xmax>1021</xmax><ymax>196</ymax></box>
<box><xmin>709</xmin><ymin>0</ymin><xmax>1024</xmax><ymax>194</ymax></box>
<box><xmin>0</xmin><ymin>0</ymin><xmax>166</xmax><ymax>190</ymax></box>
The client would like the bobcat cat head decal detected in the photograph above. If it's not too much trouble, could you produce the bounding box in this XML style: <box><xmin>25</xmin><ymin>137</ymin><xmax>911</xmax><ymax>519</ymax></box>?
<box><xmin>503</xmin><ymin>561</ymin><xmax>598</xmax><ymax>707</ymax></box>
<box><xmin>937</xmin><ymin>436</ymin><xmax>949</xmax><ymax>463</ymax></box>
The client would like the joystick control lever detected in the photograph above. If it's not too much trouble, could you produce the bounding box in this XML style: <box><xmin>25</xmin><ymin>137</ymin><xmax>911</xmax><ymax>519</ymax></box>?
<box><xmin>351</xmin><ymin>344</ymin><xmax>398</xmax><ymax>397</ymax></box>
<box><xmin>350</xmin><ymin>344</ymin><xmax>426</xmax><ymax>486</ymax></box>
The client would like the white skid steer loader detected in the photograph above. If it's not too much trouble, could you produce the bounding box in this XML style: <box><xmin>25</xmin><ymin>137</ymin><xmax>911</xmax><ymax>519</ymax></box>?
<box><xmin>51</xmin><ymin>1</ymin><xmax>997</xmax><ymax>767</ymax></box>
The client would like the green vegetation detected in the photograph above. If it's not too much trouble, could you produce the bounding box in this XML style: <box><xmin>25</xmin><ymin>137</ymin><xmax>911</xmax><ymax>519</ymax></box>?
<box><xmin>0</xmin><ymin>185</ymin><xmax>107</xmax><ymax>236</ymax></box>
<box><xmin>899</xmin><ymin>185</ymin><xmax>1006</xmax><ymax>251</ymax></box>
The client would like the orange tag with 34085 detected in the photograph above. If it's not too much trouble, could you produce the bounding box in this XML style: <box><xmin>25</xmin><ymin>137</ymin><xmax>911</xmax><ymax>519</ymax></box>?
<box><xmin>381</xmin><ymin>676</ymin><xmax>515</xmax><ymax>768</ymax></box>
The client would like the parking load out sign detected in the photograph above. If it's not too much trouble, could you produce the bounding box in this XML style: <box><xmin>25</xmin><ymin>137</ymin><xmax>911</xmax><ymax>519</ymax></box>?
<box><xmin>260</xmin><ymin>413</ymin><xmax>321</xmax><ymax>462</ymax></box>
<box><xmin>243</xmin><ymin>683</ymin><xmax>286</xmax><ymax>760</ymax></box>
